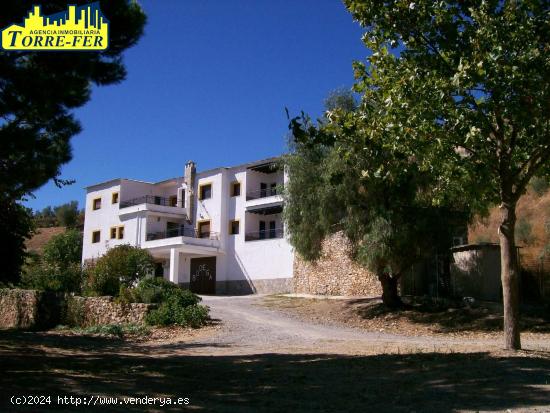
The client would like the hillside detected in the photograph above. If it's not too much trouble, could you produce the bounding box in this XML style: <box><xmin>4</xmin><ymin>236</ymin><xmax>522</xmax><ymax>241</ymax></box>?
<box><xmin>25</xmin><ymin>227</ymin><xmax>66</xmax><ymax>254</ymax></box>
<box><xmin>469</xmin><ymin>188</ymin><xmax>550</xmax><ymax>273</ymax></box>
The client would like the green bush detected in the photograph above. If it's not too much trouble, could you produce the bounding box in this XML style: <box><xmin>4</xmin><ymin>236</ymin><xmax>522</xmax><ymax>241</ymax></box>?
<box><xmin>60</xmin><ymin>323</ymin><xmax>151</xmax><ymax>339</ymax></box>
<box><xmin>42</xmin><ymin>229</ymin><xmax>82</xmax><ymax>264</ymax></box>
<box><xmin>516</xmin><ymin>218</ymin><xmax>534</xmax><ymax>246</ymax></box>
<box><xmin>21</xmin><ymin>261</ymin><xmax>83</xmax><ymax>293</ymax></box>
<box><xmin>21</xmin><ymin>230</ymin><xmax>84</xmax><ymax>293</ymax></box>
<box><xmin>85</xmin><ymin>245</ymin><xmax>154</xmax><ymax>296</ymax></box>
<box><xmin>145</xmin><ymin>287</ymin><xmax>208</xmax><ymax>328</ymax></box>
<box><xmin>134</xmin><ymin>277</ymin><xmax>200</xmax><ymax>304</ymax></box>
<box><xmin>531</xmin><ymin>176</ymin><xmax>550</xmax><ymax>197</ymax></box>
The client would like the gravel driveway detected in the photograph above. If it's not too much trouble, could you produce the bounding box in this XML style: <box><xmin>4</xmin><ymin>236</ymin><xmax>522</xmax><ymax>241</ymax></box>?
<box><xmin>1</xmin><ymin>295</ymin><xmax>549</xmax><ymax>412</ymax></box>
<box><xmin>198</xmin><ymin>295</ymin><xmax>549</xmax><ymax>355</ymax></box>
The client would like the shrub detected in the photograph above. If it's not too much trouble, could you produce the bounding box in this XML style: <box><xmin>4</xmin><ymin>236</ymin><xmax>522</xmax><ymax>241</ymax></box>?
<box><xmin>145</xmin><ymin>287</ymin><xmax>207</xmax><ymax>328</ymax></box>
<box><xmin>21</xmin><ymin>230</ymin><xmax>84</xmax><ymax>293</ymax></box>
<box><xmin>531</xmin><ymin>176</ymin><xmax>550</xmax><ymax>197</ymax></box>
<box><xmin>134</xmin><ymin>277</ymin><xmax>199</xmax><ymax>304</ymax></box>
<box><xmin>516</xmin><ymin>218</ymin><xmax>534</xmax><ymax>246</ymax></box>
<box><xmin>42</xmin><ymin>229</ymin><xmax>82</xmax><ymax>265</ymax></box>
<box><xmin>22</xmin><ymin>261</ymin><xmax>83</xmax><ymax>293</ymax></box>
<box><xmin>62</xmin><ymin>323</ymin><xmax>151</xmax><ymax>339</ymax></box>
<box><xmin>85</xmin><ymin>245</ymin><xmax>154</xmax><ymax>296</ymax></box>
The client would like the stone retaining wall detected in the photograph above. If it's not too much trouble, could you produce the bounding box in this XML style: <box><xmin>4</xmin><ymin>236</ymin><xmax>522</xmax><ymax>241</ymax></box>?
<box><xmin>293</xmin><ymin>232</ymin><xmax>382</xmax><ymax>297</ymax></box>
<box><xmin>65</xmin><ymin>296</ymin><xmax>153</xmax><ymax>327</ymax></box>
<box><xmin>0</xmin><ymin>289</ymin><xmax>153</xmax><ymax>330</ymax></box>
<box><xmin>0</xmin><ymin>289</ymin><xmax>65</xmax><ymax>330</ymax></box>
<box><xmin>0</xmin><ymin>289</ymin><xmax>41</xmax><ymax>329</ymax></box>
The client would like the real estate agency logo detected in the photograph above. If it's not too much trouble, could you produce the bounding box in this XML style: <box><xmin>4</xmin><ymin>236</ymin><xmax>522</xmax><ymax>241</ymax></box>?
<box><xmin>1</xmin><ymin>2</ymin><xmax>109</xmax><ymax>51</ymax></box>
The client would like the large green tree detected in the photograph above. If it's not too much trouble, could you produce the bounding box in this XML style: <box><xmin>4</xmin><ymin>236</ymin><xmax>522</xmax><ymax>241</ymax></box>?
<box><xmin>0</xmin><ymin>0</ymin><xmax>146</xmax><ymax>283</ymax></box>
<box><xmin>344</xmin><ymin>0</ymin><xmax>550</xmax><ymax>349</ymax></box>
<box><xmin>285</xmin><ymin>92</ymin><xmax>464</xmax><ymax>306</ymax></box>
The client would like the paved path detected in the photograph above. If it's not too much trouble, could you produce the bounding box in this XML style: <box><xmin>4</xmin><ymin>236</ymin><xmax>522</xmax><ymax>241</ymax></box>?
<box><xmin>195</xmin><ymin>295</ymin><xmax>549</xmax><ymax>355</ymax></box>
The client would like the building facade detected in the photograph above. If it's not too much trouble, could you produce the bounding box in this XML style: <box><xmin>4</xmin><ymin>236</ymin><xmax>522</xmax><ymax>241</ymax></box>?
<box><xmin>81</xmin><ymin>158</ymin><xmax>293</xmax><ymax>294</ymax></box>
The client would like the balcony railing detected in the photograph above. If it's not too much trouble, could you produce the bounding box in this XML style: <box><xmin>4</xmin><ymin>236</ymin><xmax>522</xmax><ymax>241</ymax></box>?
<box><xmin>146</xmin><ymin>227</ymin><xmax>219</xmax><ymax>241</ymax></box>
<box><xmin>245</xmin><ymin>227</ymin><xmax>284</xmax><ymax>242</ymax></box>
<box><xmin>246</xmin><ymin>185</ymin><xmax>284</xmax><ymax>201</ymax></box>
<box><xmin>120</xmin><ymin>195</ymin><xmax>181</xmax><ymax>209</ymax></box>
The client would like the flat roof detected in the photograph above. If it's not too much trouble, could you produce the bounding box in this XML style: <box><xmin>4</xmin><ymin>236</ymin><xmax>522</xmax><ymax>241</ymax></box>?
<box><xmin>85</xmin><ymin>156</ymin><xmax>282</xmax><ymax>190</ymax></box>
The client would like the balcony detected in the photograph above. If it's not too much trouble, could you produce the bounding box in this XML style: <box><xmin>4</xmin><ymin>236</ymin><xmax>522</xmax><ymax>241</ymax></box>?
<box><xmin>120</xmin><ymin>195</ymin><xmax>179</xmax><ymax>209</ymax></box>
<box><xmin>147</xmin><ymin>227</ymin><xmax>219</xmax><ymax>241</ymax></box>
<box><xmin>246</xmin><ymin>185</ymin><xmax>283</xmax><ymax>201</ymax></box>
<box><xmin>143</xmin><ymin>226</ymin><xmax>221</xmax><ymax>256</ymax></box>
<box><xmin>118</xmin><ymin>195</ymin><xmax>186</xmax><ymax>218</ymax></box>
<box><xmin>245</xmin><ymin>227</ymin><xmax>284</xmax><ymax>242</ymax></box>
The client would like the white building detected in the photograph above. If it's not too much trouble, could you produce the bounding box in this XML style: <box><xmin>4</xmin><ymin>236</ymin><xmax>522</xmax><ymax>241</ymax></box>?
<box><xmin>81</xmin><ymin>157</ymin><xmax>293</xmax><ymax>294</ymax></box>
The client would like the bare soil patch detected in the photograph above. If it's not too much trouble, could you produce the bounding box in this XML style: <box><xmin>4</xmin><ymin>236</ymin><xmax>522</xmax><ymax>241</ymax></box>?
<box><xmin>261</xmin><ymin>295</ymin><xmax>550</xmax><ymax>341</ymax></box>
<box><xmin>1</xmin><ymin>328</ymin><xmax>549</xmax><ymax>412</ymax></box>
<box><xmin>1</xmin><ymin>297</ymin><xmax>549</xmax><ymax>412</ymax></box>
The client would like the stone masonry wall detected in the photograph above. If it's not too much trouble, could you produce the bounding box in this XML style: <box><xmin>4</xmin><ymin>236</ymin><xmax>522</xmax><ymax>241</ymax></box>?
<box><xmin>0</xmin><ymin>289</ymin><xmax>153</xmax><ymax>330</ymax></box>
<box><xmin>293</xmin><ymin>232</ymin><xmax>382</xmax><ymax>297</ymax></box>
<box><xmin>65</xmin><ymin>296</ymin><xmax>153</xmax><ymax>327</ymax></box>
<box><xmin>0</xmin><ymin>289</ymin><xmax>41</xmax><ymax>329</ymax></box>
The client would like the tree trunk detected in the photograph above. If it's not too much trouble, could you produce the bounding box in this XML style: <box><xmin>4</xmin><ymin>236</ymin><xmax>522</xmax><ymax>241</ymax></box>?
<box><xmin>499</xmin><ymin>201</ymin><xmax>521</xmax><ymax>350</ymax></box>
<box><xmin>379</xmin><ymin>272</ymin><xmax>402</xmax><ymax>308</ymax></box>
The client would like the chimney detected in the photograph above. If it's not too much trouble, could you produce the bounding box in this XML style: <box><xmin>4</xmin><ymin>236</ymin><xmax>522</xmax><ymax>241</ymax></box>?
<box><xmin>184</xmin><ymin>161</ymin><xmax>196</xmax><ymax>223</ymax></box>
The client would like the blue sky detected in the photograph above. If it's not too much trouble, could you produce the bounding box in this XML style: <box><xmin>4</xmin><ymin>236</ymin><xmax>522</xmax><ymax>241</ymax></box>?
<box><xmin>25</xmin><ymin>0</ymin><xmax>367</xmax><ymax>211</ymax></box>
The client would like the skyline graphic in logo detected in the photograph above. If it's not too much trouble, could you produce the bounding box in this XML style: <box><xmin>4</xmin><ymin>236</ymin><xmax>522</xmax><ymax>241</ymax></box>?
<box><xmin>1</xmin><ymin>2</ymin><xmax>109</xmax><ymax>51</ymax></box>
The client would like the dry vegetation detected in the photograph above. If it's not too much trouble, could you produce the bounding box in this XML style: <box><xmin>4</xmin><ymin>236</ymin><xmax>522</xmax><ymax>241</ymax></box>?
<box><xmin>262</xmin><ymin>295</ymin><xmax>550</xmax><ymax>342</ymax></box>
<box><xmin>24</xmin><ymin>227</ymin><xmax>66</xmax><ymax>254</ymax></box>
<box><xmin>469</xmin><ymin>187</ymin><xmax>550</xmax><ymax>272</ymax></box>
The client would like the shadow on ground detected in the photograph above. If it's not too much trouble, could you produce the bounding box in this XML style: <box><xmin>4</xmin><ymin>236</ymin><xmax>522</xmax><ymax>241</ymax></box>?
<box><xmin>348</xmin><ymin>297</ymin><xmax>550</xmax><ymax>333</ymax></box>
<box><xmin>0</xmin><ymin>331</ymin><xmax>549</xmax><ymax>412</ymax></box>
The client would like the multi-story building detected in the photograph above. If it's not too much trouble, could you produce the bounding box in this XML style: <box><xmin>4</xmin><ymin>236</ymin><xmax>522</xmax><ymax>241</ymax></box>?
<box><xmin>81</xmin><ymin>157</ymin><xmax>293</xmax><ymax>294</ymax></box>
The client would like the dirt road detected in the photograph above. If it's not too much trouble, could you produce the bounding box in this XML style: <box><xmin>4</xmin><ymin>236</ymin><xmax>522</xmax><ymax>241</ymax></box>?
<box><xmin>1</xmin><ymin>295</ymin><xmax>549</xmax><ymax>412</ymax></box>
<box><xmin>198</xmin><ymin>295</ymin><xmax>550</xmax><ymax>355</ymax></box>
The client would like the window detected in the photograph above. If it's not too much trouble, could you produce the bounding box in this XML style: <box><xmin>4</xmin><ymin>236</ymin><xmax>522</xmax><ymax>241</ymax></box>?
<box><xmin>111</xmin><ymin>192</ymin><xmax>119</xmax><ymax>204</ymax></box>
<box><xmin>117</xmin><ymin>226</ymin><xmax>124</xmax><ymax>239</ymax></box>
<box><xmin>92</xmin><ymin>197</ymin><xmax>102</xmax><ymax>210</ymax></box>
<box><xmin>269</xmin><ymin>220</ymin><xmax>276</xmax><ymax>238</ymax></box>
<box><xmin>230</xmin><ymin>182</ymin><xmax>241</xmax><ymax>197</ymax></box>
<box><xmin>92</xmin><ymin>230</ymin><xmax>101</xmax><ymax>243</ymax></box>
<box><xmin>110</xmin><ymin>227</ymin><xmax>117</xmax><ymax>239</ymax></box>
<box><xmin>270</xmin><ymin>183</ymin><xmax>277</xmax><ymax>196</ymax></box>
<box><xmin>167</xmin><ymin>221</ymin><xmax>180</xmax><ymax>237</ymax></box>
<box><xmin>199</xmin><ymin>183</ymin><xmax>212</xmax><ymax>200</ymax></box>
<box><xmin>169</xmin><ymin>195</ymin><xmax>178</xmax><ymax>207</ymax></box>
<box><xmin>198</xmin><ymin>220</ymin><xmax>211</xmax><ymax>238</ymax></box>
<box><xmin>229</xmin><ymin>220</ymin><xmax>240</xmax><ymax>235</ymax></box>
<box><xmin>260</xmin><ymin>183</ymin><xmax>267</xmax><ymax>198</ymax></box>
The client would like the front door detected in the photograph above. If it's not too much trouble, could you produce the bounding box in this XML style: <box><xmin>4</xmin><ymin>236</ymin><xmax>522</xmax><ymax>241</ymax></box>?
<box><xmin>190</xmin><ymin>257</ymin><xmax>216</xmax><ymax>294</ymax></box>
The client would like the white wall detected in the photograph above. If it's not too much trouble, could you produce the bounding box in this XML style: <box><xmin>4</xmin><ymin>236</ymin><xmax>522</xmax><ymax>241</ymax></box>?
<box><xmin>82</xmin><ymin>160</ymin><xmax>294</xmax><ymax>286</ymax></box>
<box><xmin>82</xmin><ymin>181</ymin><xmax>133</xmax><ymax>262</ymax></box>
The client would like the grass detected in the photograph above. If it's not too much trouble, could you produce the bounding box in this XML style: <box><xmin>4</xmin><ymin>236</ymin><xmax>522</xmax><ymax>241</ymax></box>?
<box><xmin>55</xmin><ymin>323</ymin><xmax>151</xmax><ymax>339</ymax></box>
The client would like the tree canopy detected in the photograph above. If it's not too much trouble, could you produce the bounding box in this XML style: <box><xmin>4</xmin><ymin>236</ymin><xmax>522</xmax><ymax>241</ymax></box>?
<box><xmin>0</xmin><ymin>0</ymin><xmax>146</xmax><ymax>284</ymax></box>
<box><xmin>343</xmin><ymin>0</ymin><xmax>550</xmax><ymax>349</ymax></box>
<box><xmin>284</xmin><ymin>90</ymin><xmax>466</xmax><ymax>306</ymax></box>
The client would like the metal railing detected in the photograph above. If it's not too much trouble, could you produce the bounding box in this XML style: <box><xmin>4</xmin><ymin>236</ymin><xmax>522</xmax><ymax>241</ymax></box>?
<box><xmin>245</xmin><ymin>227</ymin><xmax>284</xmax><ymax>242</ymax></box>
<box><xmin>146</xmin><ymin>227</ymin><xmax>219</xmax><ymax>241</ymax></box>
<box><xmin>246</xmin><ymin>185</ymin><xmax>284</xmax><ymax>201</ymax></box>
<box><xmin>120</xmin><ymin>195</ymin><xmax>181</xmax><ymax>209</ymax></box>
